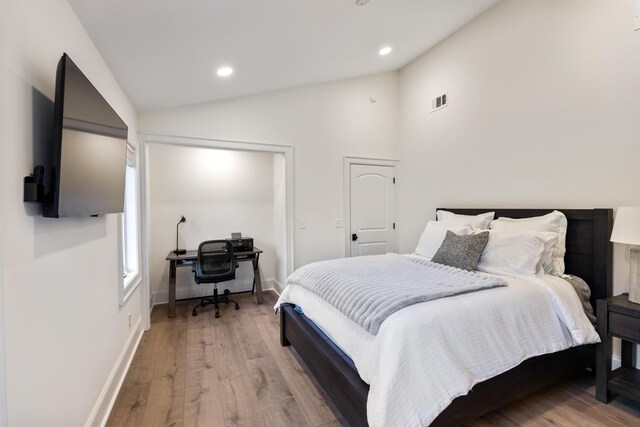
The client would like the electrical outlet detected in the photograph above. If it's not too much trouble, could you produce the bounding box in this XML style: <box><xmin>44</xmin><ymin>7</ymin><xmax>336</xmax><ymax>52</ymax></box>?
<box><xmin>298</xmin><ymin>219</ymin><xmax>307</xmax><ymax>229</ymax></box>
<box><xmin>128</xmin><ymin>313</ymin><xmax>132</xmax><ymax>329</ymax></box>
<box><xmin>335</xmin><ymin>218</ymin><xmax>344</xmax><ymax>228</ymax></box>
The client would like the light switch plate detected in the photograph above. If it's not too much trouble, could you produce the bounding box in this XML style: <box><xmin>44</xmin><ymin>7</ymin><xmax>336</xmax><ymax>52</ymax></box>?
<box><xmin>298</xmin><ymin>219</ymin><xmax>307</xmax><ymax>229</ymax></box>
<box><xmin>335</xmin><ymin>218</ymin><xmax>344</xmax><ymax>228</ymax></box>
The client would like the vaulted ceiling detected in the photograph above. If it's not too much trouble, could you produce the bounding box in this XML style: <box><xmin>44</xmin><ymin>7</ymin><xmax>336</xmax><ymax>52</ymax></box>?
<box><xmin>69</xmin><ymin>0</ymin><xmax>499</xmax><ymax>112</ymax></box>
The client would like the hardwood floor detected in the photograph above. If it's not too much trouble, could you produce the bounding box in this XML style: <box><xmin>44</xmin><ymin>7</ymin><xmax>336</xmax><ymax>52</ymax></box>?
<box><xmin>108</xmin><ymin>292</ymin><xmax>338</xmax><ymax>427</ymax></box>
<box><xmin>109</xmin><ymin>291</ymin><xmax>640</xmax><ymax>426</ymax></box>
<box><xmin>466</xmin><ymin>373</ymin><xmax>640</xmax><ymax>426</ymax></box>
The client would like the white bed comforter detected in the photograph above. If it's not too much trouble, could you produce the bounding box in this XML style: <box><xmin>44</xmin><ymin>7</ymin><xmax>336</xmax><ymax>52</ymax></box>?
<box><xmin>276</xmin><ymin>256</ymin><xmax>600</xmax><ymax>427</ymax></box>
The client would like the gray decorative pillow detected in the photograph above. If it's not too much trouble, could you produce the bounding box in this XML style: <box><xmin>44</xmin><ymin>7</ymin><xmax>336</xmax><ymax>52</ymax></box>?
<box><xmin>563</xmin><ymin>275</ymin><xmax>596</xmax><ymax>324</ymax></box>
<box><xmin>431</xmin><ymin>231</ymin><xmax>489</xmax><ymax>271</ymax></box>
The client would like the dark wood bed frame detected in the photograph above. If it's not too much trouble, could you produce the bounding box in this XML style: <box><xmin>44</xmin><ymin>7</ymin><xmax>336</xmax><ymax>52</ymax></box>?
<box><xmin>280</xmin><ymin>208</ymin><xmax>613</xmax><ymax>426</ymax></box>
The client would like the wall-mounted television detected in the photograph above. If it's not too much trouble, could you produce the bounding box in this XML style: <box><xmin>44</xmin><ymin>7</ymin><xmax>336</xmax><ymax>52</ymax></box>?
<box><xmin>43</xmin><ymin>53</ymin><xmax>128</xmax><ymax>218</ymax></box>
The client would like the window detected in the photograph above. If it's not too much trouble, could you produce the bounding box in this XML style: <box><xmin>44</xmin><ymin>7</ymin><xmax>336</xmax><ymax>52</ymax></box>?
<box><xmin>120</xmin><ymin>143</ymin><xmax>140</xmax><ymax>304</ymax></box>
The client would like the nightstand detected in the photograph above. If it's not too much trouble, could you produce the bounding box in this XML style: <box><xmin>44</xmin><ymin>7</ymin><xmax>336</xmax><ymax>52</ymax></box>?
<box><xmin>596</xmin><ymin>294</ymin><xmax>640</xmax><ymax>403</ymax></box>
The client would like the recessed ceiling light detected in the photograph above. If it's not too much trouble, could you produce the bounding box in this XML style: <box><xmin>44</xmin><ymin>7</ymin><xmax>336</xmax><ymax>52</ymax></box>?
<box><xmin>379</xmin><ymin>46</ymin><xmax>392</xmax><ymax>56</ymax></box>
<box><xmin>217</xmin><ymin>66</ymin><xmax>233</xmax><ymax>77</ymax></box>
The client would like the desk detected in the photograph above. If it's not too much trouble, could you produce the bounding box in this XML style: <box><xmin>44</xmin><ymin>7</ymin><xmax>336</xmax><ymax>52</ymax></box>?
<box><xmin>165</xmin><ymin>247</ymin><xmax>264</xmax><ymax>318</ymax></box>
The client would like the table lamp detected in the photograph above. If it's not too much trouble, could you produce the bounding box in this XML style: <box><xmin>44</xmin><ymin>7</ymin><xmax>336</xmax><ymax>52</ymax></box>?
<box><xmin>610</xmin><ymin>207</ymin><xmax>640</xmax><ymax>304</ymax></box>
<box><xmin>174</xmin><ymin>215</ymin><xmax>187</xmax><ymax>255</ymax></box>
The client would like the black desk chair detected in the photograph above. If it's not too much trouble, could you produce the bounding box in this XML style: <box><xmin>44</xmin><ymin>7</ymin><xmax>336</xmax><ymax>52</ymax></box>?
<box><xmin>192</xmin><ymin>240</ymin><xmax>240</xmax><ymax>318</ymax></box>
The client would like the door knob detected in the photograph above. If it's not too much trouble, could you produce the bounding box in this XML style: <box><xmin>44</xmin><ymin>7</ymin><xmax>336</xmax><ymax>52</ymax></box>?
<box><xmin>352</xmin><ymin>234</ymin><xmax>358</xmax><ymax>241</ymax></box>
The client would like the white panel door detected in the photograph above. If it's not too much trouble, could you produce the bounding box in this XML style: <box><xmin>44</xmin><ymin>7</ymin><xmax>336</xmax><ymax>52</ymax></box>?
<box><xmin>350</xmin><ymin>164</ymin><xmax>396</xmax><ymax>257</ymax></box>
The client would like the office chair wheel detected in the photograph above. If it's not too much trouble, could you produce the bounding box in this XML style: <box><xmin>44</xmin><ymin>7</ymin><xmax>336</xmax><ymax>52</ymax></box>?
<box><xmin>235</xmin><ymin>304</ymin><xmax>239</xmax><ymax>310</ymax></box>
<box><xmin>215</xmin><ymin>311</ymin><xmax>220</xmax><ymax>318</ymax></box>
<box><xmin>192</xmin><ymin>309</ymin><xmax>198</xmax><ymax>316</ymax></box>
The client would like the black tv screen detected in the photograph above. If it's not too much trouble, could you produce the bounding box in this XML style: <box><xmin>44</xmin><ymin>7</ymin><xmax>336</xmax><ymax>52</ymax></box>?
<box><xmin>44</xmin><ymin>53</ymin><xmax>128</xmax><ymax>218</ymax></box>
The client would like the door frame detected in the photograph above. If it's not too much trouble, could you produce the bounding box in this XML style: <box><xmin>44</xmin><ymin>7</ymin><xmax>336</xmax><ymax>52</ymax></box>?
<box><xmin>139</xmin><ymin>133</ymin><xmax>295</xmax><ymax>330</ymax></box>
<box><xmin>343</xmin><ymin>156</ymin><xmax>399</xmax><ymax>258</ymax></box>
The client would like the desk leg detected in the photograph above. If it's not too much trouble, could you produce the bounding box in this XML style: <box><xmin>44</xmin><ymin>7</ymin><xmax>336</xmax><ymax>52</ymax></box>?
<box><xmin>253</xmin><ymin>254</ymin><xmax>264</xmax><ymax>304</ymax></box>
<box><xmin>169</xmin><ymin>260</ymin><xmax>177</xmax><ymax>318</ymax></box>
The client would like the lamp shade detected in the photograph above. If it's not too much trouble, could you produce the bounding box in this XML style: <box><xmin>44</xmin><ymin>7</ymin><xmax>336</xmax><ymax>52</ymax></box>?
<box><xmin>611</xmin><ymin>207</ymin><xmax>640</xmax><ymax>245</ymax></box>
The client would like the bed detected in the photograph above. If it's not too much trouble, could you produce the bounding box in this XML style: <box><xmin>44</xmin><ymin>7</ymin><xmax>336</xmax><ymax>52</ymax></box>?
<box><xmin>279</xmin><ymin>208</ymin><xmax>613</xmax><ymax>426</ymax></box>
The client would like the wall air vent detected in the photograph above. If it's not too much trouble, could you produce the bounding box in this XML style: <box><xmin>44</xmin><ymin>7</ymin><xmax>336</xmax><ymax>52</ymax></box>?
<box><xmin>431</xmin><ymin>92</ymin><xmax>448</xmax><ymax>112</ymax></box>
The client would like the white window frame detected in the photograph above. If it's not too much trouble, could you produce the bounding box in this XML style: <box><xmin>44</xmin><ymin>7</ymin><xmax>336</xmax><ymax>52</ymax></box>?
<box><xmin>119</xmin><ymin>142</ymin><xmax>142</xmax><ymax>305</ymax></box>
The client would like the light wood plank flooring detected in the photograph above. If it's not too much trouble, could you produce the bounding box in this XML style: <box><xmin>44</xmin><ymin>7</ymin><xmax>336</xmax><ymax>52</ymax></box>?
<box><xmin>109</xmin><ymin>291</ymin><xmax>640</xmax><ymax>426</ymax></box>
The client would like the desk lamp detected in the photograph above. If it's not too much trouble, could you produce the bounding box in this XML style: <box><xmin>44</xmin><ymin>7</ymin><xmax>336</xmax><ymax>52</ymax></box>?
<box><xmin>610</xmin><ymin>207</ymin><xmax>640</xmax><ymax>304</ymax></box>
<box><xmin>174</xmin><ymin>215</ymin><xmax>187</xmax><ymax>255</ymax></box>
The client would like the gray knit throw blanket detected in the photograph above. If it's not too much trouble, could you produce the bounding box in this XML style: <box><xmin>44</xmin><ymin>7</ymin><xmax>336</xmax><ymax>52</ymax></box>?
<box><xmin>287</xmin><ymin>254</ymin><xmax>507</xmax><ymax>335</ymax></box>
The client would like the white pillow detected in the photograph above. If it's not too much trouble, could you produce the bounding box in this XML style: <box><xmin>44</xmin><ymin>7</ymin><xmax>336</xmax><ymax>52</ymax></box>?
<box><xmin>436</xmin><ymin>210</ymin><xmax>495</xmax><ymax>230</ymax></box>
<box><xmin>415</xmin><ymin>221</ymin><xmax>473</xmax><ymax>258</ymax></box>
<box><xmin>476</xmin><ymin>230</ymin><xmax>558</xmax><ymax>276</ymax></box>
<box><xmin>490</xmin><ymin>210</ymin><xmax>568</xmax><ymax>275</ymax></box>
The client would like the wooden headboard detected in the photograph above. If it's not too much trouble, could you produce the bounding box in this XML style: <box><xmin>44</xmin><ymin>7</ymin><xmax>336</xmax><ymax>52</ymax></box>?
<box><xmin>439</xmin><ymin>208</ymin><xmax>613</xmax><ymax>310</ymax></box>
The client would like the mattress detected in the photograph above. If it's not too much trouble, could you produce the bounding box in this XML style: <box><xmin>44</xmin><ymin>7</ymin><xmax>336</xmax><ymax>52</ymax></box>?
<box><xmin>276</xmin><ymin>258</ymin><xmax>599</xmax><ymax>427</ymax></box>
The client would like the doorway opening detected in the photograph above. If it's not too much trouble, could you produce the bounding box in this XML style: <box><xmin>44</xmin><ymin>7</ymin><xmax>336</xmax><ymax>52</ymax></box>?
<box><xmin>140</xmin><ymin>135</ymin><xmax>294</xmax><ymax>328</ymax></box>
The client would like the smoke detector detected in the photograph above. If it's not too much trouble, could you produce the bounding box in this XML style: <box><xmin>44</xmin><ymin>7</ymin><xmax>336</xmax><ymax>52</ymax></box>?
<box><xmin>356</xmin><ymin>0</ymin><xmax>370</xmax><ymax>5</ymax></box>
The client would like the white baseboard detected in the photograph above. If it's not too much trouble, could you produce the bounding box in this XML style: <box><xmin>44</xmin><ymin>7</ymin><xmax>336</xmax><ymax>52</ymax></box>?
<box><xmin>151</xmin><ymin>279</ymin><xmax>277</xmax><ymax>306</ymax></box>
<box><xmin>271</xmin><ymin>279</ymin><xmax>284</xmax><ymax>295</ymax></box>
<box><xmin>85</xmin><ymin>317</ymin><xmax>144</xmax><ymax>427</ymax></box>
<box><xmin>612</xmin><ymin>355</ymin><xmax>621</xmax><ymax>370</ymax></box>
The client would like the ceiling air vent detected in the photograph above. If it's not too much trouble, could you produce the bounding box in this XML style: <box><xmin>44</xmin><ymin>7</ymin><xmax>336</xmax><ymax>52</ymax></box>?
<box><xmin>431</xmin><ymin>92</ymin><xmax>448</xmax><ymax>113</ymax></box>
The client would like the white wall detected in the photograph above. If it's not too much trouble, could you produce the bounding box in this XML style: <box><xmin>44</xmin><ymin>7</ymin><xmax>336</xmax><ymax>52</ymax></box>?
<box><xmin>0</xmin><ymin>1</ymin><xmax>144</xmax><ymax>425</ymax></box>
<box><xmin>0</xmin><ymin>0</ymin><xmax>7</xmax><ymax>421</ymax></box>
<box><xmin>398</xmin><ymin>0</ymin><xmax>640</xmax><ymax>288</ymax></box>
<box><xmin>272</xmin><ymin>153</ymin><xmax>287</xmax><ymax>291</ymax></box>
<box><xmin>398</xmin><ymin>0</ymin><xmax>640</xmax><ymax>364</ymax></box>
<box><xmin>139</xmin><ymin>72</ymin><xmax>400</xmax><ymax>269</ymax></box>
<box><xmin>148</xmin><ymin>144</ymin><xmax>281</xmax><ymax>301</ymax></box>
